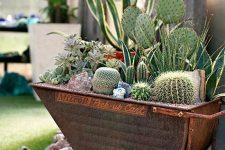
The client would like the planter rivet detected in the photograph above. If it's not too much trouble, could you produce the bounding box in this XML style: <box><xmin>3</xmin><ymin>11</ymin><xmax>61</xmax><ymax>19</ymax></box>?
<box><xmin>153</xmin><ymin>107</ymin><xmax>157</xmax><ymax>112</ymax></box>
<box><xmin>178</xmin><ymin>112</ymin><xmax>184</xmax><ymax>117</ymax></box>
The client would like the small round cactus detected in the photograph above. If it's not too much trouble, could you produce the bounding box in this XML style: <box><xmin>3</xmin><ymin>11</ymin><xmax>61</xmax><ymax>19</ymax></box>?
<box><xmin>169</xmin><ymin>27</ymin><xmax>198</xmax><ymax>51</ymax></box>
<box><xmin>122</xmin><ymin>6</ymin><xmax>142</xmax><ymax>41</ymax></box>
<box><xmin>153</xmin><ymin>71</ymin><xmax>195</xmax><ymax>104</ymax></box>
<box><xmin>135</xmin><ymin>14</ymin><xmax>155</xmax><ymax>49</ymax></box>
<box><xmin>131</xmin><ymin>82</ymin><xmax>151</xmax><ymax>101</ymax></box>
<box><xmin>92</xmin><ymin>67</ymin><xmax>121</xmax><ymax>95</ymax></box>
<box><xmin>157</xmin><ymin>0</ymin><xmax>185</xmax><ymax>24</ymax></box>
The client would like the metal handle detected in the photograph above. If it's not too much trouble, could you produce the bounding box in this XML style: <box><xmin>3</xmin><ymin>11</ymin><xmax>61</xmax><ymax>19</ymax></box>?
<box><xmin>185</xmin><ymin>110</ymin><xmax>225</xmax><ymax>120</ymax></box>
<box><xmin>152</xmin><ymin>101</ymin><xmax>225</xmax><ymax>120</ymax></box>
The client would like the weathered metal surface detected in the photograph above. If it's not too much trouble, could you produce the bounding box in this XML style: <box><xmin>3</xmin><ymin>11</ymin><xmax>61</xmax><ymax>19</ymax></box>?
<box><xmin>32</xmin><ymin>83</ymin><xmax>224</xmax><ymax>150</ymax></box>
<box><xmin>187</xmin><ymin>100</ymin><xmax>221</xmax><ymax>150</ymax></box>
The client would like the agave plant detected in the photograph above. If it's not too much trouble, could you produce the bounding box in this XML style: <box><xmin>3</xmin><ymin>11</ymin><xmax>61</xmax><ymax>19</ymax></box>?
<box><xmin>196</xmin><ymin>44</ymin><xmax>225</xmax><ymax>100</ymax></box>
<box><xmin>86</xmin><ymin>0</ymin><xmax>156</xmax><ymax>50</ymax></box>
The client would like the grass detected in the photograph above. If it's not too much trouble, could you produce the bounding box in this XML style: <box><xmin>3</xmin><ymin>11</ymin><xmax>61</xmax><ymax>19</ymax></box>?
<box><xmin>0</xmin><ymin>95</ymin><xmax>58</xmax><ymax>150</ymax></box>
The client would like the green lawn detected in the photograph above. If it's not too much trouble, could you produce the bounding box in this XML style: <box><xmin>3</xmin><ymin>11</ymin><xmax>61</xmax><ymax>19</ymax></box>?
<box><xmin>0</xmin><ymin>95</ymin><xmax>58</xmax><ymax>150</ymax></box>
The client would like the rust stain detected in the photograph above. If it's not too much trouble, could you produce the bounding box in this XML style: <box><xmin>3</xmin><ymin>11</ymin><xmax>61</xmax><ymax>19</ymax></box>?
<box><xmin>55</xmin><ymin>92</ymin><xmax>148</xmax><ymax>117</ymax></box>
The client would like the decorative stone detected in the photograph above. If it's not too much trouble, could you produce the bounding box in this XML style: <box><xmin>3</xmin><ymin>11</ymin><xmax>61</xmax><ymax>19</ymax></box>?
<box><xmin>60</xmin><ymin>147</ymin><xmax>73</xmax><ymax>150</ymax></box>
<box><xmin>53</xmin><ymin>133</ymin><xmax>65</xmax><ymax>143</ymax></box>
<box><xmin>117</xmin><ymin>81</ymin><xmax>132</xmax><ymax>98</ymax></box>
<box><xmin>67</xmin><ymin>71</ymin><xmax>92</xmax><ymax>91</ymax></box>
<box><xmin>45</xmin><ymin>139</ymin><xmax>70</xmax><ymax>150</ymax></box>
<box><xmin>113</xmin><ymin>88</ymin><xmax>126</xmax><ymax>99</ymax></box>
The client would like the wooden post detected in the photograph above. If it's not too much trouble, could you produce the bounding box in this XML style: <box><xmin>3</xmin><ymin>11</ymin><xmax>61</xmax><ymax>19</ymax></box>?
<box><xmin>78</xmin><ymin>0</ymin><xmax>104</xmax><ymax>42</ymax></box>
<box><xmin>184</xmin><ymin>0</ymin><xmax>206</xmax><ymax>35</ymax></box>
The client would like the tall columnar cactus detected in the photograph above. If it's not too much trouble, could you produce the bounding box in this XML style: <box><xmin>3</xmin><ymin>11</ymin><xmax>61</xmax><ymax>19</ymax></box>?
<box><xmin>131</xmin><ymin>82</ymin><xmax>151</xmax><ymax>101</ymax></box>
<box><xmin>92</xmin><ymin>67</ymin><xmax>120</xmax><ymax>95</ymax></box>
<box><xmin>153</xmin><ymin>72</ymin><xmax>195</xmax><ymax>104</ymax></box>
<box><xmin>157</xmin><ymin>0</ymin><xmax>185</xmax><ymax>24</ymax></box>
<box><xmin>134</xmin><ymin>14</ymin><xmax>155</xmax><ymax>48</ymax></box>
<box><xmin>126</xmin><ymin>66</ymin><xmax>135</xmax><ymax>85</ymax></box>
<box><xmin>122</xmin><ymin>6</ymin><xmax>142</xmax><ymax>41</ymax></box>
<box><xmin>169</xmin><ymin>27</ymin><xmax>198</xmax><ymax>51</ymax></box>
<box><xmin>137</xmin><ymin>61</ymin><xmax>149</xmax><ymax>82</ymax></box>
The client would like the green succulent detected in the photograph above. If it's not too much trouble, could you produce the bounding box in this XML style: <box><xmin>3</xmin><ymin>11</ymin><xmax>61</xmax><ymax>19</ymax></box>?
<box><xmin>105</xmin><ymin>59</ymin><xmax>120</xmax><ymax>70</ymax></box>
<box><xmin>131</xmin><ymin>82</ymin><xmax>151</xmax><ymax>101</ymax></box>
<box><xmin>126</xmin><ymin>65</ymin><xmax>135</xmax><ymax>85</ymax></box>
<box><xmin>137</xmin><ymin>61</ymin><xmax>149</xmax><ymax>82</ymax></box>
<box><xmin>157</xmin><ymin>0</ymin><xmax>185</xmax><ymax>24</ymax></box>
<box><xmin>122</xmin><ymin>6</ymin><xmax>142</xmax><ymax>41</ymax></box>
<box><xmin>169</xmin><ymin>27</ymin><xmax>198</xmax><ymax>51</ymax></box>
<box><xmin>135</xmin><ymin>13</ymin><xmax>155</xmax><ymax>49</ymax></box>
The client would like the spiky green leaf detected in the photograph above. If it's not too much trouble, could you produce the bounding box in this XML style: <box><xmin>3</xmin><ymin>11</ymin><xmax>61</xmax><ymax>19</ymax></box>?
<box><xmin>120</xmin><ymin>41</ymin><xmax>131</xmax><ymax>67</ymax></box>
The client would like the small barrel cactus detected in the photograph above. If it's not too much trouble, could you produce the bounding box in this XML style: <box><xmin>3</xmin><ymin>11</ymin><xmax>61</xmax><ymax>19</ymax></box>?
<box><xmin>169</xmin><ymin>27</ymin><xmax>198</xmax><ymax>51</ymax></box>
<box><xmin>131</xmin><ymin>82</ymin><xmax>151</xmax><ymax>101</ymax></box>
<box><xmin>126</xmin><ymin>66</ymin><xmax>135</xmax><ymax>85</ymax></box>
<box><xmin>122</xmin><ymin>6</ymin><xmax>142</xmax><ymax>41</ymax></box>
<box><xmin>135</xmin><ymin>14</ymin><xmax>155</xmax><ymax>49</ymax></box>
<box><xmin>137</xmin><ymin>61</ymin><xmax>149</xmax><ymax>82</ymax></box>
<box><xmin>153</xmin><ymin>71</ymin><xmax>195</xmax><ymax>104</ymax></box>
<box><xmin>92</xmin><ymin>67</ymin><xmax>120</xmax><ymax>95</ymax></box>
<box><xmin>157</xmin><ymin>0</ymin><xmax>185</xmax><ymax>24</ymax></box>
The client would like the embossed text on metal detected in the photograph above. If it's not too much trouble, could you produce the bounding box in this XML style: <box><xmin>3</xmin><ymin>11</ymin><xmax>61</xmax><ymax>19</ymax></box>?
<box><xmin>55</xmin><ymin>92</ymin><xmax>148</xmax><ymax>117</ymax></box>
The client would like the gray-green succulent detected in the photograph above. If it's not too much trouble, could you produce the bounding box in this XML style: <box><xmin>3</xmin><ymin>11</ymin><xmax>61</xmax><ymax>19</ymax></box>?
<box><xmin>39</xmin><ymin>66</ymin><xmax>70</xmax><ymax>85</ymax></box>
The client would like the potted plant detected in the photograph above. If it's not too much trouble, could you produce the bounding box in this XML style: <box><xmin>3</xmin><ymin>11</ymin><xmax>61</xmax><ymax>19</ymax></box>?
<box><xmin>42</xmin><ymin>0</ymin><xmax>69</xmax><ymax>23</ymax></box>
<box><xmin>32</xmin><ymin>0</ymin><xmax>225</xmax><ymax>149</ymax></box>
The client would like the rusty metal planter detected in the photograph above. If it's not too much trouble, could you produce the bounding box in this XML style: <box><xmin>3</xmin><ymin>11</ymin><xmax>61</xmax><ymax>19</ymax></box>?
<box><xmin>31</xmin><ymin>83</ymin><xmax>225</xmax><ymax>150</ymax></box>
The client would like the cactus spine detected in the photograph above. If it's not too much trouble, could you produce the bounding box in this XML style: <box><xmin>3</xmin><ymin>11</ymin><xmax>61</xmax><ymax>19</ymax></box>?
<box><xmin>122</xmin><ymin>6</ymin><xmax>142</xmax><ymax>41</ymax></box>
<box><xmin>157</xmin><ymin>0</ymin><xmax>185</xmax><ymax>24</ymax></box>
<box><xmin>132</xmin><ymin>82</ymin><xmax>151</xmax><ymax>101</ymax></box>
<box><xmin>137</xmin><ymin>61</ymin><xmax>149</xmax><ymax>82</ymax></box>
<box><xmin>126</xmin><ymin>66</ymin><xmax>135</xmax><ymax>85</ymax></box>
<box><xmin>134</xmin><ymin>14</ymin><xmax>155</xmax><ymax>48</ymax></box>
<box><xmin>92</xmin><ymin>67</ymin><xmax>120</xmax><ymax>95</ymax></box>
<box><xmin>153</xmin><ymin>71</ymin><xmax>195</xmax><ymax>104</ymax></box>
